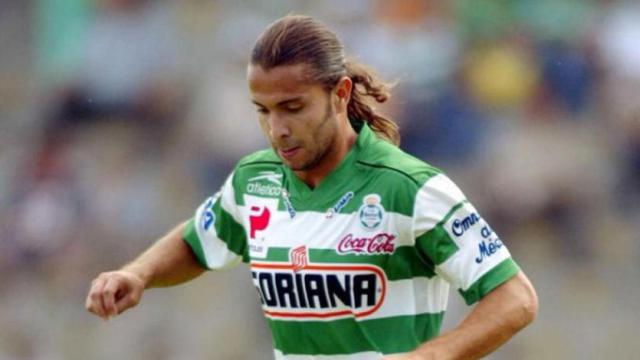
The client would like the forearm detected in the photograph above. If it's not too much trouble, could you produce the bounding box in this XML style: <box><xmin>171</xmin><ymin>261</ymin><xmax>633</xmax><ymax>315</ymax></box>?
<box><xmin>414</xmin><ymin>272</ymin><xmax>538</xmax><ymax>360</ymax></box>
<box><xmin>121</xmin><ymin>221</ymin><xmax>206</xmax><ymax>288</ymax></box>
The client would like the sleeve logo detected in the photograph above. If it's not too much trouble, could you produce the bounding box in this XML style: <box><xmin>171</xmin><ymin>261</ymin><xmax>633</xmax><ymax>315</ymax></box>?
<box><xmin>201</xmin><ymin>195</ymin><xmax>218</xmax><ymax>232</ymax></box>
<box><xmin>475</xmin><ymin>224</ymin><xmax>504</xmax><ymax>264</ymax></box>
<box><xmin>451</xmin><ymin>212</ymin><xmax>480</xmax><ymax>236</ymax></box>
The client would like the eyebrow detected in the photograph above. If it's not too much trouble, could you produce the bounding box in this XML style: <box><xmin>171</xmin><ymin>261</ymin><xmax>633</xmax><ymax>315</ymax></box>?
<box><xmin>251</xmin><ymin>96</ymin><xmax>304</xmax><ymax>108</ymax></box>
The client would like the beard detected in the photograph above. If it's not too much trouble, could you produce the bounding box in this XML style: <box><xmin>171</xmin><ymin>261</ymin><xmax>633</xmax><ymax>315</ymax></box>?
<box><xmin>282</xmin><ymin>101</ymin><xmax>336</xmax><ymax>171</ymax></box>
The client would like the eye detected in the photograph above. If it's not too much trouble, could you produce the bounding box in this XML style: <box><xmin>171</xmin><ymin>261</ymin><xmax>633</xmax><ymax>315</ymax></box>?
<box><xmin>256</xmin><ymin>107</ymin><xmax>269</xmax><ymax>115</ymax></box>
<box><xmin>285</xmin><ymin>105</ymin><xmax>303</xmax><ymax>114</ymax></box>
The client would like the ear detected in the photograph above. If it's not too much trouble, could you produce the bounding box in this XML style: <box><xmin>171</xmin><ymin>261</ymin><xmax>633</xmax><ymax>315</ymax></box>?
<box><xmin>333</xmin><ymin>76</ymin><xmax>352</xmax><ymax>113</ymax></box>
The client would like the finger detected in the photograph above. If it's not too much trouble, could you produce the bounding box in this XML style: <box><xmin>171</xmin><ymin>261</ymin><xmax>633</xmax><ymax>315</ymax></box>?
<box><xmin>114</xmin><ymin>292</ymin><xmax>140</xmax><ymax>315</ymax></box>
<box><xmin>85</xmin><ymin>280</ymin><xmax>97</xmax><ymax>312</ymax></box>
<box><xmin>87</xmin><ymin>277</ymin><xmax>108</xmax><ymax>319</ymax></box>
<box><xmin>114</xmin><ymin>276</ymin><xmax>144</xmax><ymax>315</ymax></box>
<box><xmin>96</xmin><ymin>276</ymin><xmax>111</xmax><ymax>320</ymax></box>
<box><xmin>101</xmin><ymin>277</ymin><xmax>120</xmax><ymax>318</ymax></box>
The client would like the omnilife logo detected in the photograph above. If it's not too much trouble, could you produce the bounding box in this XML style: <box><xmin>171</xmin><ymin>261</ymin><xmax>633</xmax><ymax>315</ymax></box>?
<box><xmin>250</xmin><ymin>258</ymin><xmax>387</xmax><ymax>320</ymax></box>
<box><xmin>247</xmin><ymin>171</ymin><xmax>282</xmax><ymax>197</ymax></box>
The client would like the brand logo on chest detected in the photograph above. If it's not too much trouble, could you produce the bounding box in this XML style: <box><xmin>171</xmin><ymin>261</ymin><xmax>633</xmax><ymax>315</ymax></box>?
<box><xmin>337</xmin><ymin>233</ymin><xmax>396</xmax><ymax>255</ymax></box>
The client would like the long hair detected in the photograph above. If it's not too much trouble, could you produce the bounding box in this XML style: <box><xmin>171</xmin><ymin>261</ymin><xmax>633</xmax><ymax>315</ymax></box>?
<box><xmin>250</xmin><ymin>15</ymin><xmax>400</xmax><ymax>145</ymax></box>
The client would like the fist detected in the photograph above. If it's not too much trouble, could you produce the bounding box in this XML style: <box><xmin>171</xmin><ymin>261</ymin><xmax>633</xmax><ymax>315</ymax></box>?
<box><xmin>85</xmin><ymin>270</ymin><xmax>145</xmax><ymax>320</ymax></box>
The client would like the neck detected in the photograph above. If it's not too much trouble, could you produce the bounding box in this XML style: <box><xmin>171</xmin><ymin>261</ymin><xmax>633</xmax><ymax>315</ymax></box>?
<box><xmin>294</xmin><ymin>117</ymin><xmax>357</xmax><ymax>188</ymax></box>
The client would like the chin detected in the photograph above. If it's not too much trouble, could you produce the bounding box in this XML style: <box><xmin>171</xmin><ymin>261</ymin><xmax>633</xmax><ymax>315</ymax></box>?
<box><xmin>283</xmin><ymin>161</ymin><xmax>306</xmax><ymax>171</ymax></box>
<box><xmin>282</xmin><ymin>157</ymin><xmax>314</xmax><ymax>171</ymax></box>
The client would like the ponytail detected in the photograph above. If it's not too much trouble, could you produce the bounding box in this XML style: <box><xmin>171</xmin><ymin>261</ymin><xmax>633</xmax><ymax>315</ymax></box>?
<box><xmin>346</xmin><ymin>60</ymin><xmax>400</xmax><ymax>146</ymax></box>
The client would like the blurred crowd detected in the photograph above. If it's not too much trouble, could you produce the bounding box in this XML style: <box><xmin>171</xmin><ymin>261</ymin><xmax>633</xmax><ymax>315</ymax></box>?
<box><xmin>1</xmin><ymin>0</ymin><xmax>639</xmax><ymax>359</ymax></box>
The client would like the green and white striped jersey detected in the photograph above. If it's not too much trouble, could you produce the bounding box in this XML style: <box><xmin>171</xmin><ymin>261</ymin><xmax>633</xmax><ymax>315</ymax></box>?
<box><xmin>183</xmin><ymin>121</ymin><xmax>519</xmax><ymax>359</ymax></box>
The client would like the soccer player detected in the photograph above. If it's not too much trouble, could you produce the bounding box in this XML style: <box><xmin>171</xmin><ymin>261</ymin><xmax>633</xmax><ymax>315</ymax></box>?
<box><xmin>86</xmin><ymin>15</ymin><xmax>537</xmax><ymax>359</ymax></box>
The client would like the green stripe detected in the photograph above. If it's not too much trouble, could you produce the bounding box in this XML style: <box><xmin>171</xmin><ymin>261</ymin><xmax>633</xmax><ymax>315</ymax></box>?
<box><xmin>459</xmin><ymin>258</ymin><xmax>520</xmax><ymax>305</ymax></box>
<box><xmin>182</xmin><ymin>199</ymin><xmax>249</xmax><ymax>269</ymax></box>
<box><xmin>269</xmin><ymin>312</ymin><xmax>444</xmax><ymax>355</ymax></box>
<box><xmin>260</xmin><ymin>246</ymin><xmax>436</xmax><ymax>280</ymax></box>
<box><xmin>214</xmin><ymin>201</ymin><xmax>248</xmax><ymax>261</ymax></box>
<box><xmin>233</xmin><ymin>168</ymin><xmax>425</xmax><ymax>218</ymax></box>
<box><xmin>182</xmin><ymin>219</ymin><xmax>208</xmax><ymax>269</ymax></box>
<box><xmin>415</xmin><ymin>201</ymin><xmax>467</xmax><ymax>265</ymax></box>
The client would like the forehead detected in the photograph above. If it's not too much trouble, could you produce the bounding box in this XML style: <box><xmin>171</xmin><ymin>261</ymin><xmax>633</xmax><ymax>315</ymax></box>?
<box><xmin>248</xmin><ymin>63</ymin><xmax>321</xmax><ymax>104</ymax></box>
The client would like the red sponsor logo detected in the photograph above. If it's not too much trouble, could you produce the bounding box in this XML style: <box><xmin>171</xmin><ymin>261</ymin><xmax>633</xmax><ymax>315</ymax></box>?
<box><xmin>289</xmin><ymin>245</ymin><xmax>308</xmax><ymax>272</ymax></box>
<box><xmin>249</xmin><ymin>206</ymin><xmax>271</xmax><ymax>239</ymax></box>
<box><xmin>337</xmin><ymin>233</ymin><xmax>396</xmax><ymax>255</ymax></box>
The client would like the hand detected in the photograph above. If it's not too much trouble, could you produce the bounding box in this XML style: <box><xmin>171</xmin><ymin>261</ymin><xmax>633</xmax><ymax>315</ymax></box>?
<box><xmin>85</xmin><ymin>270</ymin><xmax>145</xmax><ymax>320</ymax></box>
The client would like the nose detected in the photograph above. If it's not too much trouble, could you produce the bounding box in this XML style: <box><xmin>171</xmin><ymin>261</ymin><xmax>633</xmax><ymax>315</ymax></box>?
<box><xmin>269</xmin><ymin>113</ymin><xmax>291</xmax><ymax>139</ymax></box>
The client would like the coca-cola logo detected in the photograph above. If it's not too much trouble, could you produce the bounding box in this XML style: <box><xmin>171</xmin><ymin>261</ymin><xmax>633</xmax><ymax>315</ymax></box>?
<box><xmin>337</xmin><ymin>233</ymin><xmax>396</xmax><ymax>255</ymax></box>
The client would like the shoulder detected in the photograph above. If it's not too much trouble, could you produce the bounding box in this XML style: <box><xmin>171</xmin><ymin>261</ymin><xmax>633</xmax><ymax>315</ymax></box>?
<box><xmin>233</xmin><ymin>149</ymin><xmax>282</xmax><ymax>177</ymax></box>
<box><xmin>230</xmin><ymin>149</ymin><xmax>283</xmax><ymax>192</ymax></box>
<box><xmin>236</xmin><ymin>148</ymin><xmax>281</xmax><ymax>169</ymax></box>
<box><xmin>357</xmin><ymin>137</ymin><xmax>442</xmax><ymax>189</ymax></box>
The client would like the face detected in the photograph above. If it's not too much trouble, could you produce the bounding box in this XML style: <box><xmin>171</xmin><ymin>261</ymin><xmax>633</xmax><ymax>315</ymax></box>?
<box><xmin>248</xmin><ymin>63</ymin><xmax>339</xmax><ymax>171</ymax></box>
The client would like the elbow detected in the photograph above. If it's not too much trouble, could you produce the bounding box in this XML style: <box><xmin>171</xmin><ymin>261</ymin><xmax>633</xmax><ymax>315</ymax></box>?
<box><xmin>521</xmin><ymin>288</ymin><xmax>538</xmax><ymax>327</ymax></box>
<box><xmin>517</xmin><ymin>277</ymin><xmax>538</xmax><ymax>329</ymax></box>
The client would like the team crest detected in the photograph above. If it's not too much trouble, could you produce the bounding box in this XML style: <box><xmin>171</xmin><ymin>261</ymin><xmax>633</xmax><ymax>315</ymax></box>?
<box><xmin>358</xmin><ymin>194</ymin><xmax>384</xmax><ymax>230</ymax></box>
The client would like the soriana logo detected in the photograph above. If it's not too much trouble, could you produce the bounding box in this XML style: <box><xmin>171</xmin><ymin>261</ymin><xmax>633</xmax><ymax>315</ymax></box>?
<box><xmin>250</xmin><ymin>247</ymin><xmax>387</xmax><ymax>320</ymax></box>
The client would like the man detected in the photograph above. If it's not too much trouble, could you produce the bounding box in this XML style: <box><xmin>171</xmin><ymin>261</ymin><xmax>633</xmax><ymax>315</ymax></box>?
<box><xmin>86</xmin><ymin>15</ymin><xmax>537</xmax><ymax>359</ymax></box>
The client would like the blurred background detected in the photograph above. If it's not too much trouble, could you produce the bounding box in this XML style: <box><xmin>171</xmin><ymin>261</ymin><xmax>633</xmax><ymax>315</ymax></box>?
<box><xmin>1</xmin><ymin>0</ymin><xmax>639</xmax><ymax>359</ymax></box>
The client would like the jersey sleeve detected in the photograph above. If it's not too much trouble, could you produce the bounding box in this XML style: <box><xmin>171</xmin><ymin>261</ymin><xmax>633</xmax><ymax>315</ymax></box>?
<box><xmin>182</xmin><ymin>172</ymin><xmax>248</xmax><ymax>270</ymax></box>
<box><xmin>413</xmin><ymin>173</ymin><xmax>520</xmax><ymax>305</ymax></box>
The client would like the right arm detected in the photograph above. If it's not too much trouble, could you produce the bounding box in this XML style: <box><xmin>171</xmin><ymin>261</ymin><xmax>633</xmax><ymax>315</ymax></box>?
<box><xmin>85</xmin><ymin>221</ymin><xmax>205</xmax><ymax>320</ymax></box>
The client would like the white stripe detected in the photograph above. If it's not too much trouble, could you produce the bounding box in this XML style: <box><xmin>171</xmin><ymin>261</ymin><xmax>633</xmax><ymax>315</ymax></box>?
<box><xmin>192</xmin><ymin>172</ymin><xmax>242</xmax><ymax>270</ymax></box>
<box><xmin>220</xmin><ymin>172</ymin><xmax>244</xmax><ymax>225</ymax></box>
<box><xmin>368</xmin><ymin>277</ymin><xmax>449</xmax><ymax>320</ymax></box>
<box><xmin>261</xmin><ymin>276</ymin><xmax>449</xmax><ymax>322</ymax></box>
<box><xmin>413</xmin><ymin>173</ymin><xmax>466</xmax><ymax>238</ymax></box>
<box><xmin>274</xmin><ymin>349</ymin><xmax>383</xmax><ymax>360</ymax></box>
<box><xmin>237</xmin><ymin>207</ymin><xmax>415</xmax><ymax>250</ymax></box>
<box><xmin>436</xmin><ymin>201</ymin><xmax>512</xmax><ymax>290</ymax></box>
<box><xmin>193</xmin><ymin>200</ymin><xmax>242</xmax><ymax>270</ymax></box>
<box><xmin>437</xmin><ymin>240</ymin><xmax>511</xmax><ymax>290</ymax></box>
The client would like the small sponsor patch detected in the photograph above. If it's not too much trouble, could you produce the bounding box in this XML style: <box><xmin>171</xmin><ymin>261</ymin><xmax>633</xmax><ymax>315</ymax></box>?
<box><xmin>248</xmin><ymin>205</ymin><xmax>271</xmax><ymax>258</ymax></box>
<box><xmin>280</xmin><ymin>188</ymin><xmax>296</xmax><ymax>219</ymax></box>
<box><xmin>200</xmin><ymin>195</ymin><xmax>219</xmax><ymax>232</ymax></box>
<box><xmin>289</xmin><ymin>245</ymin><xmax>308</xmax><ymax>272</ymax></box>
<box><xmin>326</xmin><ymin>191</ymin><xmax>354</xmax><ymax>218</ymax></box>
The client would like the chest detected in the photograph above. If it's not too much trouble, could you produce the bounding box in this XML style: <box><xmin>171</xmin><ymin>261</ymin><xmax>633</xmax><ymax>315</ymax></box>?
<box><xmin>239</xmin><ymin>193</ymin><xmax>414</xmax><ymax>261</ymax></box>
<box><xmin>237</xmin><ymin>189</ymin><xmax>420</xmax><ymax>319</ymax></box>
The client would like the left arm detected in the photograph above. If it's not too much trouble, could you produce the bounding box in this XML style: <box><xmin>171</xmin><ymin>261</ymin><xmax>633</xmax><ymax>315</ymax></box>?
<box><xmin>385</xmin><ymin>271</ymin><xmax>538</xmax><ymax>360</ymax></box>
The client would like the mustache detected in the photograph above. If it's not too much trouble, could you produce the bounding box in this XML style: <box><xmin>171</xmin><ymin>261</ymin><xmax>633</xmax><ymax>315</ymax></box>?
<box><xmin>273</xmin><ymin>142</ymin><xmax>300</xmax><ymax>150</ymax></box>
